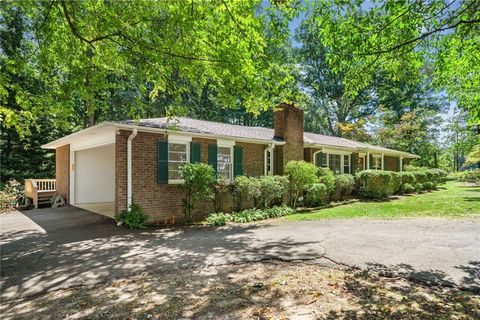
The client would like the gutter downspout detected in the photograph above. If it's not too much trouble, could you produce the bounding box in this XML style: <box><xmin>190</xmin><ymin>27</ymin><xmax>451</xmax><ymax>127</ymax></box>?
<box><xmin>127</xmin><ymin>128</ymin><xmax>137</xmax><ymax>209</ymax></box>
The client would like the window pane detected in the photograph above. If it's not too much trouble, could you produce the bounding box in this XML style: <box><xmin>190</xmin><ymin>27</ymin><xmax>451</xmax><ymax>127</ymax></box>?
<box><xmin>168</xmin><ymin>162</ymin><xmax>182</xmax><ymax>171</ymax></box>
<box><xmin>169</xmin><ymin>152</ymin><xmax>187</xmax><ymax>162</ymax></box>
<box><xmin>328</xmin><ymin>154</ymin><xmax>341</xmax><ymax>174</ymax></box>
<box><xmin>168</xmin><ymin>170</ymin><xmax>182</xmax><ymax>180</ymax></box>
<box><xmin>169</xmin><ymin>143</ymin><xmax>186</xmax><ymax>153</ymax></box>
<box><xmin>217</xmin><ymin>146</ymin><xmax>232</xmax><ymax>179</ymax></box>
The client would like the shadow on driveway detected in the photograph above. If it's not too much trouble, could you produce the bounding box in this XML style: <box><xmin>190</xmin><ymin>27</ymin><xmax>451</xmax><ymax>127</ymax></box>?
<box><xmin>0</xmin><ymin>206</ymin><xmax>321</xmax><ymax>300</ymax></box>
<box><xmin>1</xmin><ymin>206</ymin><xmax>479</xmax><ymax>301</ymax></box>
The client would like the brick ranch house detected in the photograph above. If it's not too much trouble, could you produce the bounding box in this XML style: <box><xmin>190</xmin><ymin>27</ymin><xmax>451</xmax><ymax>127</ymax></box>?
<box><xmin>43</xmin><ymin>105</ymin><xmax>418</xmax><ymax>224</ymax></box>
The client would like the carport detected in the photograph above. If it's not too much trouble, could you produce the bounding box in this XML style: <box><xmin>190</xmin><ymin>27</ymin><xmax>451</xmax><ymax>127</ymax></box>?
<box><xmin>43</xmin><ymin>124</ymin><xmax>118</xmax><ymax>218</ymax></box>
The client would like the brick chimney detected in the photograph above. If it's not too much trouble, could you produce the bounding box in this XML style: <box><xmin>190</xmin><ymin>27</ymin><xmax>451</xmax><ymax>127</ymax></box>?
<box><xmin>273</xmin><ymin>103</ymin><xmax>304</xmax><ymax>174</ymax></box>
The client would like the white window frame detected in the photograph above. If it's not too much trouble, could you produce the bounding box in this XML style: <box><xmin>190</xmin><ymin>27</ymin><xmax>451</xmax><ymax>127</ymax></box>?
<box><xmin>168</xmin><ymin>135</ymin><xmax>191</xmax><ymax>184</ymax></box>
<box><xmin>372</xmin><ymin>154</ymin><xmax>382</xmax><ymax>170</ymax></box>
<box><xmin>217</xmin><ymin>139</ymin><xmax>235</xmax><ymax>181</ymax></box>
<box><xmin>314</xmin><ymin>149</ymin><xmax>352</xmax><ymax>174</ymax></box>
<box><xmin>264</xmin><ymin>145</ymin><xmax>275</xmax><ymax>176</ymax></box>
<box><xmin>343</xmin><ymin>154</ymin><xmax>351</xmax><ymax>174</ymax></box>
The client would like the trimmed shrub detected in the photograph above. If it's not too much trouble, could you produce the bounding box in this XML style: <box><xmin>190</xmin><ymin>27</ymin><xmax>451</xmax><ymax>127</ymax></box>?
<box><xmin>424</xmin><ymin>181</ymin><xmax>435</xmax><ymax>191</ymax></box>
<box><xmin>390</xmin><ymin>172</ymin><xmax>402</xmax><ymax>195</ymax></box>
<box><xmin>412</xmin><ymin>171</ymin><xmax>427</xmax><ymax>184</ymax></box>
<box><xmin>317</xmin><ymin>167</ymin><xmax>335</xmax><ymax>194</ymax></box>
<box><xmin>356</xmin><ymin>170</ymin><xmax>394</xmax><ymax>199</ymax></box>
<box><xmin>285</xmin><ymin>160</ymin><xmax>319</xmax><ymax>208</ymax></box>
<box><xmin>233</xmin><ymin>175</ymin><xmax>254</xmax><ymax>211</ymax></box>
<box><xmin>334</xmin><ymin>174</ymin><xmax>355</xmax><ymax>200</ymax></box>
<box><xmin>206</xmin><ymin>212</ymin><xmax>231</xmax><ymax>226</ymax></box>
<box><xmin>257</xmin><ymin>175</ymin><xmax>288</xmax><ymax>208</ymax></box>
<box><xmin>458</xmin><ymin>169</ymin><xmax>480</xmax><ymax>184</ymax></box>
<box><xmin>306</xmin><ymin>183</ymin><xmax>327</xmax><ymax>207</ymax></box>
<box><xmin>211</xmin><ymin>177</ymin><xmax>232</xmax><ymax>213</ymax></box>
<box><xmin>414</xmin><ymin>183</ymin><xmax>424</xmax><ymax>193</ymax></box>
<box><xmin>400</xmin><ymin>183</ymin><xmax>415</xmax><ymax>194</ymax></box>
<box><xmin>179</xmin><ymin>163</ymin><xmax>216</xmax><ymax>222</ymax></box>
<box><xmin>399</xmin><ymin>172</ymin><xmax>416</xmax><ymax>185</ymax></box>
<box><xmin>119</xmin><ymin>201</ymin><xmax>148</xmax><ymax>229</ymax></box>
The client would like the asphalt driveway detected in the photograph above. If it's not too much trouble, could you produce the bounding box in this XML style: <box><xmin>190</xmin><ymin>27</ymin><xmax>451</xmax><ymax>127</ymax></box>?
<box><xmin>1</xmin><ymin>206</ymin><xmax>479</xmax><ymax>300</ymax></box>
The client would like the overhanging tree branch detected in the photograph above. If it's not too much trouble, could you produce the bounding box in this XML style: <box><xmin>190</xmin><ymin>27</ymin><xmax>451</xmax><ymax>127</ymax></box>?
<box><xmin>362</xmin><ymin>18</ymin><xmax>480</xmax><ymax>55</ymax></box>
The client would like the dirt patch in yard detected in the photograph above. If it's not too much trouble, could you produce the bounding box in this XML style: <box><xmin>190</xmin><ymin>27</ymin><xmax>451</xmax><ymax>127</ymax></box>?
<box><xmin>1</xmin><ymin>261</ymin><xmax>479</xmax><ymax>320</ymax></box>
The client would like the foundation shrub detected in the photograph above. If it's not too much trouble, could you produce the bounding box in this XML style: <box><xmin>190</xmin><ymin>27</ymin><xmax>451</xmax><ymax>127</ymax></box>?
<box><xmin>399</xmin><ymin>172</ymin><xmax>416</xmax><ymax>185</ymax></box>
<box><xmin>119</xmin><ymin>201</ymin><xmax>148</xmax><ymax>229</ymax></box>
<box><xmin>414</xmin><ymin>182</ymin><xmax>424</xmax><ymax>193</ymax></box>
<box><xmin>211</xmin><ymin>177</ymin><xmax>232</xmax><ymax>213</ymax></box>
<box><xmin>256</xmin><ymin>175</ymin><xmax>288</xmax><ymax>208</ymax></box>
<box><xmin>305</xmin><ymin>183</ymin><xmax>327</xmax><ymax>207</ymax></box>
<box><xmin>179</xmin><ymin>163</ymin><xmax>216</xmax><ymax>223</ymax></box>
<box><xmin>285</xmin><ymin>160</ymin><xmax>319</xmax><ymax>208</ymax></box>
<box><xmin>423</xmin><ymin>181</ymin><xmax>435</xmax><ymax>191</ymax></box>
<box><xmin>400</xmin><ymin>183</ymin><xmax>415</xmax><ymax>194</ymax></box>
<box><xmin>356</xmin><ymin>170</ymin><xmax>394</xmax><ymax>199</ymax></box>
<box><xmin>333</xmin><ymin>174</ymin><xmax>355</xmax><ymax>200</ymax></box>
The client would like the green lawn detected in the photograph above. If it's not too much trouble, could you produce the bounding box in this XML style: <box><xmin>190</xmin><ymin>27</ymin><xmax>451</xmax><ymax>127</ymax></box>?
<box><xmin>285</xmin><ymin>180</ymin><xmax>480</xmax><ymax>221</ymax></box>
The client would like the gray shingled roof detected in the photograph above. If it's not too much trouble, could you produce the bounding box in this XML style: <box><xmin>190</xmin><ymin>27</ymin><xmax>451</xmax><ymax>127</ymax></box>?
<box><xmin>118</xmin><ymin>117</ymin><xmax>418</xmax><ymax>157</ymax></box>
<box><xmin>118</xmin><ymin>117</ymin><xmax>278</xmax><ymax>142</ymax></box>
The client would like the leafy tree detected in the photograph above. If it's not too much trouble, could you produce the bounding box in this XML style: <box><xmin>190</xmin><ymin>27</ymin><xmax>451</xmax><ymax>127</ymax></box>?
<box><xmin>305</xmin><ymin>0</ymin><xmax>480</xmax><ymax>122</ymax></box>
<box><xmin>295</xmin><ymin>13</ymin><xmax>379</xmax><ymax>135</ymax></box>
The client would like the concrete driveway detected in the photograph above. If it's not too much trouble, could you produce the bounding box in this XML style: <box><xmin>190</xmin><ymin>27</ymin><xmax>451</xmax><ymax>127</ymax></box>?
<box><xmin>1</xmin><ymin>206</ymin><xmax>479</xmax><ymax>300</ymax></box>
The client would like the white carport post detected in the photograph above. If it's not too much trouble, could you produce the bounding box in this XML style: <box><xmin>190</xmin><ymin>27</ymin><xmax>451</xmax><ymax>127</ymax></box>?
<box><xmin>400</xmin><ymin>156</ymin><xmax>403</xmax><ymax>172</ymax></box>
<box><xmin>127</xmin><ymin>129</ymin><xmax>137</xmax><ymax>210</ymax></box>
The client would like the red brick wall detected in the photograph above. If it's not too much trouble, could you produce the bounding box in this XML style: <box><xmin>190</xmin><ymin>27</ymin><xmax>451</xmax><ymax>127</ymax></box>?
<box><xmin>115</xmin><ymin>130</ymin><xmax>267</xmax><ymax>224</ymax></box>
<box><xmin>55</xmin><ymin>144</ymin><xmax>70</xmax><ymax>203</ymax></box>
<box><xmin>304</xmin><ymin>148</ymin><xmax>321</xmax><ymax>164</ymax></box>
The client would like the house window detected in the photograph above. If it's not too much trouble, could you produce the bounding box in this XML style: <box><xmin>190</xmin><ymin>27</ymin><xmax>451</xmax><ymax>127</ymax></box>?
<box><xmin>217</xmin><ymin>146</ymin><xmax>232</xmax><ymax>180</ymax></box>
<box><xmin>168</xmin><ymin>142</ymin><xmax>189</xmax><ymax>181</ymax></box>
<box><xmin>343</xmin><ymin>155</ymin><xmax>350</xmax><ymax>174</ymax></box>
<box><xmin>372</xmin><ymin>156</ymin><xmax>382</xmax><ymax>170</ymax></box>
<box><xmin>328</xmin><ymin>154</ymin><xmax>341</xmax><ymax>174</ymax></box>
<box><xmin>264</xmin><ymin>148</ymin><xmax>274</xmax><ymax>176</ymax></box>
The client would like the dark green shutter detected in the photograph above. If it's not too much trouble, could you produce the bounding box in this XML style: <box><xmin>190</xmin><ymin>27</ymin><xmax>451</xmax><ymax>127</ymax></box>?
<box><xmin>396</xmin><ymin>158</ymin><xmax>400</xmax><ymax>172</ymax></box>
<box><xmin>157</xmin><ymin>140</ymin><xmax>168</xmax><ymax>184</ymax></box>
<box><xmin>234</xmin><ymin>145</ymin><xmax>243</xmax><ymax>176</ymax></box>
<box><xmin>208</xmin><ymin>144</ymin><xmax>218</xmax><ymax>174</ymax></box>
<box><xmin>369</xmin><ymin>154</ymin><xmax>373</xmax><ymax>169</ymax></box>
<box><xmin>351</xmin><ymin>154</ymin><xmax>357</xmax><ymax>173</ymax></box>
<box><xmin>190</xmin><ymin>142</ymin><xmax>201</xmax><ymax>163</ymax></box>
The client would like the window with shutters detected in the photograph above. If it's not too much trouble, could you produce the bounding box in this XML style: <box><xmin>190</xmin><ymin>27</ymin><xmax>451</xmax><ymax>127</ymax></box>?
<box><xmin>217</xmin><ymin>146</ymin><xmax>233</xmax><ymax>180</ymax></box>
<box><xmin>168</xmin><ymin>142</ymin><xmax>189</xmax><ymax>182</ymax></box>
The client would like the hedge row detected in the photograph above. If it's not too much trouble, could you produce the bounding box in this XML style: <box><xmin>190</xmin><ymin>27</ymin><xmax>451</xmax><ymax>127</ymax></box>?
<box><xmin>356</xmin><ymin>168</ymin><xmax>448</xmax><ymax>199</ymax></box>
<box><xmin>457</xmin><ymin>169</ymin><xmax>480</xmax><ymax>184</ymax></box>
<box><xmin>204</xmin><ymin>161</ymin><xmax>448</xmax><ymax>225</ymax></box>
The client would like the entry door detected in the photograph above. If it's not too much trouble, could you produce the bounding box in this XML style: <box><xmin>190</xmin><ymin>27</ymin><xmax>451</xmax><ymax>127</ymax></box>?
<box><xmin>358</xmin><ymin>156</ymin><xmax>365</xmax><ymax>171</ymax></box>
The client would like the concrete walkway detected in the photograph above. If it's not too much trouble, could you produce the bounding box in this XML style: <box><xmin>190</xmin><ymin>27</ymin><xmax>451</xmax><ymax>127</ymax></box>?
<box><xmin>1</xmin><ymin>207</ymin><xmax>479</xmax><ymax>300</ymax></box>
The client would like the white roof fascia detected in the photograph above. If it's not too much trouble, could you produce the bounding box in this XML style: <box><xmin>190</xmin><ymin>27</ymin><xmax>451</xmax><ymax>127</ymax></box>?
<box><xmin>42</xmin><ymin>122</ymin><xmax>112</xmax><ymax>149</ymax></box>
<box><xmin>42</xmin><ymin>121</ymin><xmax>286</xmax><ymax>149</ymax></box>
